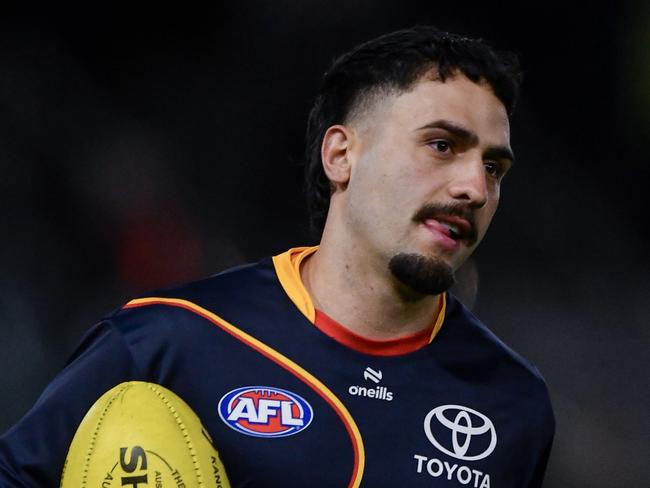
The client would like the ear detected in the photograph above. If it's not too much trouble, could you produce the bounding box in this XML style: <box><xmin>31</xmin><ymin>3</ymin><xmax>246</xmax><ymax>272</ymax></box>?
<box><xmin>321</xmin><ymin>125</ymin><xmax>354</xmax><ymax>190</ymax></box>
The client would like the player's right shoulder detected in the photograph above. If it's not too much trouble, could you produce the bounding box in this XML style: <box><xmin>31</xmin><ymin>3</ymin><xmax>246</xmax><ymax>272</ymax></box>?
<box><xmin>102</xmin><ymin>256</ymin><xmax>275</xmax><ymax>346</ymax></box>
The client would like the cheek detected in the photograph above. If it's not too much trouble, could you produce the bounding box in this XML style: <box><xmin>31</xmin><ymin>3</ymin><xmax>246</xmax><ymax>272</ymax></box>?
<box><xmin>348</xmin><ymin>141</ymin><xmax>431</xmax><ymax>223</ymax></box>
<box><xmin>372</xmin><ymin>169</ymin><xmax>425</xmax><ymax>219</ymax></box>
<box><xmin>346</xmin><ymin>163</ymin><xmax>415</xmax><ymax>239</ymax></box>
<box><xmin>350</xmin><ymin>152</ymin><xmax>401</xmax><ymax>203</ymax></box>
<box><xmin>345</xmin><ymin>164</ymin><xmax>388</xmax><ymax>228</ymax></box>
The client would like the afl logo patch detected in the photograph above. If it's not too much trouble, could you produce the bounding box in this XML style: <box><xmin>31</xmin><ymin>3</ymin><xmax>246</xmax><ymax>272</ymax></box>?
<box><xmin>218</xmin><ymin>386</ymin><xmax>313</xmax><ymax>438</ymax></box>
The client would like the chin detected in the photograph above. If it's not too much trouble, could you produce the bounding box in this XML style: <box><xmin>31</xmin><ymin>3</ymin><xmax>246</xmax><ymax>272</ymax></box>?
<box><xmin>388</xmin><ymin>252</ymin><xmax>456</xmax><ymax>296</ymax></box>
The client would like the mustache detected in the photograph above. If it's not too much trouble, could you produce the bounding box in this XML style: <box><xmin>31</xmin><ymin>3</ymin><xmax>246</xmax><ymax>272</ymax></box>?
<box><xmin>412</xmin><ymin>203</ymin><xmax>478</xmax><ymax>244</ymax></box>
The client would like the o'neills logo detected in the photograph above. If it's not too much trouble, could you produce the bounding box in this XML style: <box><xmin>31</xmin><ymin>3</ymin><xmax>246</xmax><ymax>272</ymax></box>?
<box><xmin>348</xmin><ymin>367</ymin><xmax>394</xmax><ymax>401</ymax></box>
<box><xmin>347</xmin><ymin>384</ymin><xmax>393</xmax><ymax>401</ymax></box>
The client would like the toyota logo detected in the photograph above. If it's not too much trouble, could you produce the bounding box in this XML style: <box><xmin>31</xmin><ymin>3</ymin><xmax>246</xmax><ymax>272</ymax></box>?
<box><xmin>424</xmin><ymin>405</ymin><xmax>497</xmax><ymax>461</ymax></box>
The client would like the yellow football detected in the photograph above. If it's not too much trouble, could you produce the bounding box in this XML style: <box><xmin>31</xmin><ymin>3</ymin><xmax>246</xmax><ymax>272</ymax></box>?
<box><xmin>60</xmin><ymin>381</ymin><xmax>230</xmax><ymax>488</ymax></box>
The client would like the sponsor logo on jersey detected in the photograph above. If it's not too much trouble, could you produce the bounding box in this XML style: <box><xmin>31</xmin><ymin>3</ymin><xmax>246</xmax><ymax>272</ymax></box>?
<box><xmin>348</xmin><ymin>366</ymin><xmax>394</xmax><ymax>401</ymax></box>
<box><xmin>412</xmin><ymin>405</ymin><xmax>496</xmax><ymax>487</ymax></box>
<box><xmin>413</xmin><ymin>455</ymin><xmax>491</xmax><ymax>488</ymax></box>
<box><xmin>218</xmin><ymin>386</ymin><xmax>313</xmax><ymax>438</ymax></box>
<box><xmin>424</xmin><ymin>405</ymin><xmax>497</xmax><ymax>461</ymax></box>
<box><xmin>363</xmin><ymin>367</ymin><xmax>382</xmax><ymax>383</ymax></box>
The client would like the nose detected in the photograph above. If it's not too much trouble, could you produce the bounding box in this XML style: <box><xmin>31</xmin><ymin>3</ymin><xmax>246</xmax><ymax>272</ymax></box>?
<box><xmin>447</xmin><ymin>159</ymin><xmax>488</xmax><ymax>208</ymax></box>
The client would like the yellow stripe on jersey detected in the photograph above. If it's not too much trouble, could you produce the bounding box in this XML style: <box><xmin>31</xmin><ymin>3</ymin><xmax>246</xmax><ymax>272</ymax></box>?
<box><xmin>124</xmin><ymin>296</ymin><xmax>365</xmax><ymax>488</ymax></box>
<box><xmin>273</xmin><ymin>246</ymin><xmax>447</xmax><ymax>343</ymax></box>
<box><xmin>429</xmin><ymin>292</ymin><xmax>446</xmax><ymax>343</ymax></box>
<box><xmin>272</xmin><ymin>246</ymin><xmax>318</xmax><ymax>322</ymax></box>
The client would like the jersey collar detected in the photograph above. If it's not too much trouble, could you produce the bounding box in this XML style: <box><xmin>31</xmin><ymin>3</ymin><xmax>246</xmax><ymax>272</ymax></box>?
<box><xmin>272</xmin><ymin>246</ymin><xmax>447</xmax><ymax>353</ymax></box>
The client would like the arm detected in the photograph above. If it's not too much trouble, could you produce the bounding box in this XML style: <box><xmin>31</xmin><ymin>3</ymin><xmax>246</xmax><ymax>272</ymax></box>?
<box><xmin>0</xmin><ymin>321</ymin><xmax>142</xmax><ymax>487</ymax></box>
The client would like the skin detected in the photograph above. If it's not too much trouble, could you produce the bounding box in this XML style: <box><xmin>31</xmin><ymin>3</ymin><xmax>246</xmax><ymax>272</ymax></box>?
<box><xmin>301</xmin><ymin>73</ymin><xmax>513</xmax><ymax>340</ymax></box>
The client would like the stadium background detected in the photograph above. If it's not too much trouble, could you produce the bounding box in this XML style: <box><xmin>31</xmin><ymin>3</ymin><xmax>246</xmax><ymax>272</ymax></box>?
<box><xmin>0</xmin><ymin>2</ymin><xmax>647</xmax><ymax>486</ymax></box>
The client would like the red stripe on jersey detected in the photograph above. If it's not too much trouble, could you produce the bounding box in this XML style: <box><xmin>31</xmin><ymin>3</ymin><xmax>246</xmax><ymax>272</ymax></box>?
<box><xmin>314</xmin><ymin>309</ymin><xmax>437</xmax><ymax>357</ymax></box>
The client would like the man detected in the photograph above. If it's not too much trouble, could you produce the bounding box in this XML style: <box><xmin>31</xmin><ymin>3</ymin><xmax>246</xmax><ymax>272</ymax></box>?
<box><xmin>0</xmin><ymin>26</ymin><xmax>554</xmax><ymax>487</ymax></box>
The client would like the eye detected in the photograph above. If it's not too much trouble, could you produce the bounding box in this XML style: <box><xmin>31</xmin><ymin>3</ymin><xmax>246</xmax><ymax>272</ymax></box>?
<box><xmin>429</xmin><ymin>140</ymin><xmax>452</xmax><ymax>154</ymax></box>
<box><xmin>484</xmin><ymin>160</ymin><xmax>502</xmax><ymax>178</ymax></box>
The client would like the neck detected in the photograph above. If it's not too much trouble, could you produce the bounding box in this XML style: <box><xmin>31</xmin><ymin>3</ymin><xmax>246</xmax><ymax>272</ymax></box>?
<box><xmin>301</xmin><ymin>233</ymin><xmax>441</xmax><ymax>341</ymax></box>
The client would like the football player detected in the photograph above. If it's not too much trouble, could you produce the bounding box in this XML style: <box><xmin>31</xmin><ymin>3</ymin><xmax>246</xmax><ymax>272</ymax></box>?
<box><xmin>0</xmin><ymin>26</ymin><xmax>554</xmax><ymax>487</ymax></box>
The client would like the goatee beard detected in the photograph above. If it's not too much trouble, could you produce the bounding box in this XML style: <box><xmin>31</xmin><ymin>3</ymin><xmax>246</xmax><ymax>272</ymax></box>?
<box><xmin>388</xmin><ymin>253</ymin><xmax>455</xmax><ymax>296</ymax></box>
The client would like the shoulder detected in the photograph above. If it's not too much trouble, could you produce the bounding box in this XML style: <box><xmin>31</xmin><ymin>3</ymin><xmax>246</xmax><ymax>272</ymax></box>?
<box><xmin>98</xmin><ymin>254</ymin><xmax>302</xmax><ymax>357</ymax></box>
<box><xmin>88</xmin><ymin>257</ymin><xmax>268</xmax><ymax>339</ymax></box>
<box><xmin>109</xmin><ymin>256</ymin><xmax>278</xmax><ymax>325</ymax></box>
<box><xmin>74</xmin><ymin>256</ymin><xmax>284</xmax><ymax>378</ymax></box>
<box><xmin>140</xmin><ymin>256</ymin><xmax>278</xmax><ymax>305</ymax></box>
<box><xmin>442</xmin><ymin>294</ymin><xmax>554</xmax><ymax>411</ymax></box>
<box><xmin>444</xmin><ymin>294</ymin><xmax>542</xmax><ymax>371</ymax></box>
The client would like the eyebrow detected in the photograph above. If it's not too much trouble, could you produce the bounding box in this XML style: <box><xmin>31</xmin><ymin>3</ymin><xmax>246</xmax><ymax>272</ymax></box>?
<box><xmin>415</xmin><ymin>119</ymin><xmax>516</xmax><ymax>165</ymax></box>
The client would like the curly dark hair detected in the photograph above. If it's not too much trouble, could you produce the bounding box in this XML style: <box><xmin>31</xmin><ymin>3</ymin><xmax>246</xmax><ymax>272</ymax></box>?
<box><xmin>304</xmin><ymin>26</ymin><xmax>522</xmax><ymax>237</ymax></box>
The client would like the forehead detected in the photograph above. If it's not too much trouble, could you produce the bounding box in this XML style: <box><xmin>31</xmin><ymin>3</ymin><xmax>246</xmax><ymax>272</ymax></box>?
<box><xmin>367</xmin><ymin>75</ymin><xmax>510</xmax><ymax>144</ymax></box>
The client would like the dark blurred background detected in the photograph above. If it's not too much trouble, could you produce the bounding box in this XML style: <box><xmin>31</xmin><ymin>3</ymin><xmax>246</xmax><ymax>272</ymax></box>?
<box><xmin>0</xmin><ymin>2</ymin><xmax>648</xmax><ymax>487</ymax></box>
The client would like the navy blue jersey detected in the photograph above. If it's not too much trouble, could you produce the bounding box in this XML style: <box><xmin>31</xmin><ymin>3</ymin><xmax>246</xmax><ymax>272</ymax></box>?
<box><xmin>0</xmin><ymin>247</ymin><xmax>554</xmax><ymax>487</ymax></box>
